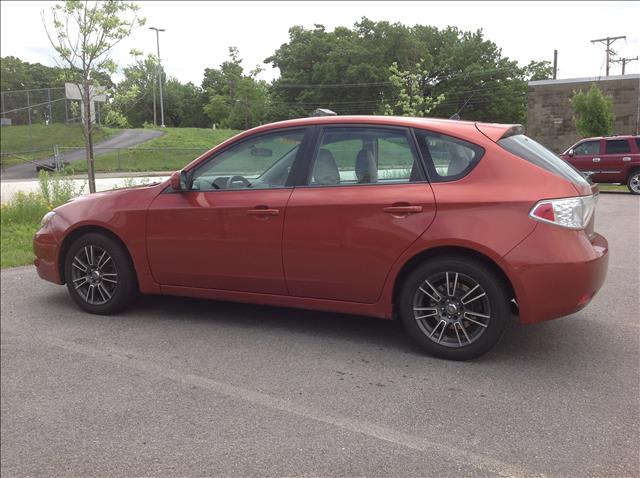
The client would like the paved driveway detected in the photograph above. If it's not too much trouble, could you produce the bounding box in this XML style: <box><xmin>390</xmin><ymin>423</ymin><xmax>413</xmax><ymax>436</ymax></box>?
<box><xmin>1</xmin><ymin>193</ymin><xmax>638</xmax><ymax>477</ymax></box>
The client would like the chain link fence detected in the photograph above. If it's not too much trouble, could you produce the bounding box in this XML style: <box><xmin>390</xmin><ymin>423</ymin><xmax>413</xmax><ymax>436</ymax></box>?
<box><xmin>0</xmin><ymin>86</ymin><xmax>101</xmax><ymax>128</ymax></box>
<box><xmin>1</xmin><ymin>145</ymin><xmax>207</xmax><ymax>175</ymax></box>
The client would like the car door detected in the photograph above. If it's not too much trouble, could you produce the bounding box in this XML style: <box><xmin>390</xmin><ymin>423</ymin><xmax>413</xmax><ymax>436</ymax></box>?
<box><xmin>598</xmin><ymin>138</ymin><xmax>633</xmax><ymax>183</ymax></box>
<box><xmin>567</xmin><ymin>139</ymin><xmax>601</xmax><ymax>177</ymax></box>
<box><xmin>282</xmin><ymin>126</ymin><xmax>437</xmax><ymax>304</ymax></box>
<box><xmin>146</xmin><ymin>128</ymin><xmax>307</xmax><ymax>294</ymax></box>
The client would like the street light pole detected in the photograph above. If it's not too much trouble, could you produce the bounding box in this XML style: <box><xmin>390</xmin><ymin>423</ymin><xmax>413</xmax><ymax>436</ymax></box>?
<box><xmin>149</xmin><ymin>26</ymin><xmax>166</xmax><ymax>127</ymax></box>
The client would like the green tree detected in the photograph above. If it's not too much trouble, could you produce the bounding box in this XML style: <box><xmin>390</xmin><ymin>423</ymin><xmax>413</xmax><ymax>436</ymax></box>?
<box><xmin>266</xmin><ymin>19</ymin><xmax>553</xmax><ymax>123</ymax></box>
<box><xmin>381</xmin><ymin>61</ymin><xmax>445</xmax><ymax>117</ymax></box>
<box><xmin>42</xmin><ymin>0</ymin><xmax>144</xmax><ymax>193</ymax></box>
<box><xmin>104</xmin><ymin>52</ymin><xmax>159</xmax><ymax>127</ymax></box>
<box><xmin>203</xmin><ymin>48</ymin><xmax>268</xmax><ymax>129</ymax></box>
<box><xmin>163</xmin><ymin>80</ymin><xmax>208</xmax><ymax>127</ymax></box>
<box><xmin>570</xmin><ymin>83</ymin><xmax>614</xmax><ymax>137</ymax></box>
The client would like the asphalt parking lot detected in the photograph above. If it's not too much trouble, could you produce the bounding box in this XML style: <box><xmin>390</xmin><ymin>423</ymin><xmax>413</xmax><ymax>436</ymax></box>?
<box><xmin>1</xmin><ymin>192</ymin><xmax>638</xmax><ymax>477</ymax></box>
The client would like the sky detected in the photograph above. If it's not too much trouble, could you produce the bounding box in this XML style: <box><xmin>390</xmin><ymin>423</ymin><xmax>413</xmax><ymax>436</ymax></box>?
<box><xmin>1</xmin><ymin>0</ymin><xmax>639</xmax><ymax>87</ymax></box>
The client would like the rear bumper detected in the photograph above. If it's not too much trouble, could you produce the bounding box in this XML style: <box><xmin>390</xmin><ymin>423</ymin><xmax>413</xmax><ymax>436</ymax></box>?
<box><xmin>33</xmin><ymin>227</ymin><xmax>63</xmax><ymax>284</ymax></box>
<box><xmin>505</xmin><ymin>224</ymin><xmax>608</xmax><ymax>324</ymax></box>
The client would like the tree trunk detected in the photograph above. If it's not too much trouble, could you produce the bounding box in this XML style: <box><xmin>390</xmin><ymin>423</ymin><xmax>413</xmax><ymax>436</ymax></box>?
<box><xmin>84</xmin><ymin>82</ymin><xmax>96</xmax><ymax>193</ymax></box>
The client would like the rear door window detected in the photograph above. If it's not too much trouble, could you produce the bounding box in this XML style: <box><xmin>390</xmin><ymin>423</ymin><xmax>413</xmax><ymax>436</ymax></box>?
<box><xmin>414</xmin><ymin>130</ymin><xmax>484</xmax><ymax>181</ymax></box>
<box><xmin>573</xmin><ymin>140</ymin><xmax>600</xmax><ymax>155</ymax></box>
<box><xmin>605</xmin><ymin>139</ymin><xmax>631</xmax><ymax>154</ymax></box>
<box><xmin>307</xmin><ymin>127</ymin><xmax>424</xmax><ymax>186</ymax></box>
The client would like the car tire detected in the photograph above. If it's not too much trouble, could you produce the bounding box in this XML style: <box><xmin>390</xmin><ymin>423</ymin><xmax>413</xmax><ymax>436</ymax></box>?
<box><xmin>64</xmin><ymin>233</ymin><xmax>138</xmax><ymax>314</ymax></box>
<box><xmin>627</xmin><ymin>169</ymin><xmax>640</xmax><ymax>195</ymax></box>
<box><xmin>398</xmin><ymin>255</ymin><xmax>511</xmax><ymax>361</ymax></box>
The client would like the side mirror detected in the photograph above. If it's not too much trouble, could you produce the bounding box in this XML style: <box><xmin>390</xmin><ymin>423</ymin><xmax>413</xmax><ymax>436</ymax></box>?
<box><xmin>170</xmin><ymin>170</ymin><xmax>188</xmax><ymax>191</ymax></box>
<box><xmin>568</xmin><ymin>149</ymin><xmax>575</xmax><ymax>157</ymax></box>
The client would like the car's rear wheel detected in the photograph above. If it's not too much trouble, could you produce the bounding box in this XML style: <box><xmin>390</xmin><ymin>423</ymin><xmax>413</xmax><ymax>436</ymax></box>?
<box><xmin>398</xmin><ymin>256</ymin><xmax>511</xmax><ymax>360</ymax></box>
<box><xmin>627</xmin><ymin>170</ymin><xmax>640</xmax><ymax>195</ymax></box>
<box><xmin>64</xmin><ymin>233</ymin><xmax>137</xmax><ymax>314</ymax></box>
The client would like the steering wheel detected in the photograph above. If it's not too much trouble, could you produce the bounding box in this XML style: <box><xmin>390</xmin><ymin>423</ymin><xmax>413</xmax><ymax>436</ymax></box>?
<box><xmin>226</xmin><ymin>175</ymin><xmax>251</xmax><ymax>189</ymax></box>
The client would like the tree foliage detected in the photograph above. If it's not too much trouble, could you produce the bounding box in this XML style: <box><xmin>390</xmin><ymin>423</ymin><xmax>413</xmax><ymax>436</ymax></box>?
<box><xmin>381</xmin><ymin>61</ymin><xmax>445</xmax><ymax>117</ymax></box>
<box><xmin>7</xmin><ymin>15</ymin><xmax>555</xmax><ymax>136</ymax></box>
<box><xmin>266</xmin><ymin>19</ymin><xmax>552</xmax><ymax>123</ymax></box>
<box><xmin>202</xmin><ymin>47</ymin><xmax>269</xmax><ymax>129</ymax></box>
<box><xmin>570</xmin><ymin>83</ymin><xmax>615</xmax><ymax>137</ymax></box>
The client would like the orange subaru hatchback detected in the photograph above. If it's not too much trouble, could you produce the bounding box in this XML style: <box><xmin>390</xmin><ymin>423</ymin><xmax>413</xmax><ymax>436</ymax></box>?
<box><xmin>34</xmin><ymin>116</ymin><xmax>609</xmax><ymax>360</ymax></box>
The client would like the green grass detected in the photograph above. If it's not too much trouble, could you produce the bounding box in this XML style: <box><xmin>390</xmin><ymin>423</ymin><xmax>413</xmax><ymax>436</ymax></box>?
<box><xmin>598</xmin><ymin>184</ymin><xmax>629</xmax><ymax>192</ymax></box>
<box><xmin>1</xmin><ymin>172</ymin><xmax>86</xmax><ymax>268</ymax></box>
<box><xmin>0</xmin><ymin>123</ymin><xmax>115</xmax><ymax>167</ymax></box>
<box><xmin>68</xmin><ymin>127</ymin><xmax>241</xmax><ymax>173</ymax></box>
<box><xmin>1</xmin><ymin>192</ymin><xmax>49</xmax><ymax>268</ymax></box>
<box><xmin>1</xmin><ymin>221</ymin><xmax>40</xmax><ymax>268</ymax></box>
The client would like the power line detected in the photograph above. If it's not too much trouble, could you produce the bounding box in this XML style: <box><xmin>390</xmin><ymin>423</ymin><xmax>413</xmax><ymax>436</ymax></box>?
<box><xmin>273</xmin><ymin>65</ymin><xmax>530</xmax><ymax>89</ymax></box>
<box><xmin>0</xmin><ymin>86</ymin><xmax>65</xmax><ymax>95</ymax></box>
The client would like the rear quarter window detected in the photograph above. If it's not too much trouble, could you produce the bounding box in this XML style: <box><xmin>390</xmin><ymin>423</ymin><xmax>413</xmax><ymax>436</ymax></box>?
<box><xmin>605</xmin><ymin>139</ymin><xmax>631</xmax><ymax>154</ymax></box>
<box><xmin>499</xmin><ymin>134</ymin><xmax>589</xmax><ymax>186</ymax></box>
<box><xmin>414</xmin><ymin>130</ymin><xmax>484</xmax><ymax>181</ymax></box>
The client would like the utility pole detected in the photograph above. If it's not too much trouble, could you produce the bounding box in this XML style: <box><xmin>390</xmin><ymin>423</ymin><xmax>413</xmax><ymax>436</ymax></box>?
<box><xmin>149</xmin><ymin>27</ymin><xmax>166</xmax><ymax>127</ymax></box>
<box><xmin>152</xmin><ymin>71</ymin><xmax>157</xmax><ymax>126</ymax></box>
<box><xmin>612</xmin><ymin>56</ymin><xmax>638</xmax><ymax>75</ymax></box>
<box><xmin>553</xmin><ymin>49</ymin><xmax>558</xmax><ymax>80</ymax></box>
<box><xmin>591</xmin><ymin>36</ymin><xmax>625</xmax><ymax>76</ymax></box>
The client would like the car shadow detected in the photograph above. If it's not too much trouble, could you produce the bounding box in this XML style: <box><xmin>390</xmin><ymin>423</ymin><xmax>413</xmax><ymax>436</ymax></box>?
<box><xmin>123</xmin><ymin>294</ymin><xmax>606</xmax><ymax>368</ymax></box>
<box><xmin>40</xmin><ymin>289</ymin><xmax>610</xmax><ymax>369</ymax></box>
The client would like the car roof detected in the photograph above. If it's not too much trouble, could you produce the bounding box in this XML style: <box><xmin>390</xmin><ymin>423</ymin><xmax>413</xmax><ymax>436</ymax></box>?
<box><xmin>578</xmin><ymin>135</ymin><xmax>639</xmax><ymax>141</ymax></box>
<box><xmin>238</xmin><ymin>115</ymin><xmax>519</xmax><ymax>143</ymax></box>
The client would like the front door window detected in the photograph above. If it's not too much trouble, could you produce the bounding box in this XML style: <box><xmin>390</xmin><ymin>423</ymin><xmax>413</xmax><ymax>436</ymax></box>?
<box><xmin>190</xmin><ymin>130</ymin><xmax>305</xmax><ymax>191</ymax></box>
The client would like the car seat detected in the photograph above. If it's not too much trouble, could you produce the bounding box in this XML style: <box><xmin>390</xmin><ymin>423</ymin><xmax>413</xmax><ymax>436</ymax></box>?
<box><xmin>313</xmin><ymin>148</ymin><xmax>340</xmax><ymax>185</ymax></box>
<box><xmin>355</xmin><ymin>149</ymin><xmax>377</xmax><ymax>183</ymax></box>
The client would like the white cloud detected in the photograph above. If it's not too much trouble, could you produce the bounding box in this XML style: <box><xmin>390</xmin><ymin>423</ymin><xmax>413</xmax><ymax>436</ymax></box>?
<box><xmin>1</xmin><ymin>0</ymin><xmax>639</xmax><ymax>87</ymax></box>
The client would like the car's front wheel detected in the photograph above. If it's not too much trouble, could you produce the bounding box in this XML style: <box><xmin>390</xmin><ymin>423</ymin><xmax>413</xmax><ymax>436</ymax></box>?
<box><xmin>627</xmin><ymin>169</ymin><xmax>640</xmax><ymax>195</ymax></box>
<box><xmin>398</xmin><ymin>256</ymin><xmax>511</xmax><ymax>360</ymax></box>
<box><xmin>64</xmin><ymin>233</ymin><xmax>137</xmax><ymax>314</ymax></box>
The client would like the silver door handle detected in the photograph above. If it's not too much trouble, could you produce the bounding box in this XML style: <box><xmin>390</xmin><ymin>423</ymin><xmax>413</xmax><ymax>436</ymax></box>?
<box><xmin>623</xmin><ymin>157</ymin><xmax>631</xmax><ymax>162</ymax></box>
<box><xmin>592</xmin><ymin>157</ymin><xmax>601</xmax><ymax>162</ymax></box>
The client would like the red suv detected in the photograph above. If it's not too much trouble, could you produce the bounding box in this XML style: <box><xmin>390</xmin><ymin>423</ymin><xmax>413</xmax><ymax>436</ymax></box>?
<box><xmin>33</xmin><ymin>116</ymin><xmax>609</xmax><ymax>360</ymax></box>
<box><xmin>560</xmin><ymin>135</ymin><xmax>640</xmax><ymax>194</ymax></box>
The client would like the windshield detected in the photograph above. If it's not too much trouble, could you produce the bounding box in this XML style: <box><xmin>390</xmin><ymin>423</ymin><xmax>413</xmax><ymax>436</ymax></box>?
<box><xmin>498</xmin><ymin>134</ymin><xmax>590</xmax><ymax>186</ymax></box>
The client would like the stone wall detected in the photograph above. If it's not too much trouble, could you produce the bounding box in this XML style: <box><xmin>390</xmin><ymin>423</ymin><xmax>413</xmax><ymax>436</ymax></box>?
<box><xmin>527</xmin><ymin>74</ymin><xmax>640</xmax><ymax>153</ymax></box>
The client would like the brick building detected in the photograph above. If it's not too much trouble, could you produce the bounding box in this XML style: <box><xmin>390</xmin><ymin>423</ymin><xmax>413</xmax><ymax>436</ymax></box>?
<box><xmin>527</xmin><ymin>74</ymin><xmax>640</xmax><ymax>153</ymax></box>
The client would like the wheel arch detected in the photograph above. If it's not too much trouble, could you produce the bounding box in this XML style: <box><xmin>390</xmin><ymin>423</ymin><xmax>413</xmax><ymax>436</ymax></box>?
<box><xmin>391</xmin><ymin>246</ymin><xmax>517</xmax><ymax>317</ymax></box>
<box><xmin>58</xmin><ymin>225</ymin><xmax>137</xmax><ymax>286</ymax></box>
<box><xmin>626</xmin><ymin>165</ymin><xmax>640</xmax><ymax>181</ymax></box>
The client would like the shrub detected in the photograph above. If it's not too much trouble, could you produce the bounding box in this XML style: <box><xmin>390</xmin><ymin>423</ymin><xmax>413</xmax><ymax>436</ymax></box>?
<box><xmin>1</xmin><ymin>171</ymin><xmax>86</xmax><ymax>226</ymax></box>
<box><xmin>37</xmin><ymin>170</ymin><xmax>86</xmax><ymax>209</ymax></box>
<box><xmin>570</xmin><ymin>83</ymin><xmax>615</xmax><ymax>137</ymax></box>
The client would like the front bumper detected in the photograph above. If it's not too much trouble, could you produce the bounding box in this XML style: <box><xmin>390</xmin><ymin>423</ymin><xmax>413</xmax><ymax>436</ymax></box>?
<box><xmin>33</xmin><ymin>226</ymin><xmax>63</xmax><ymax>284</ymax></box>
<box><xmin>505</xmin><ymin>224</ymin><xmax>609</xmax><ymax>325</ymax></box>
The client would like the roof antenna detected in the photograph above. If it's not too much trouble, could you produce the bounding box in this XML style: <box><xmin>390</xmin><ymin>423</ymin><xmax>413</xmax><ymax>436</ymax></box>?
<box><xmin>450</xmin><ymin>89</ymin><xmax>478</xmax><ymax>120</ymax></box>
<box><xmin>311</xmin><ymin>108</ymin><xmax>337</xmax><ymax>117</ymax></box>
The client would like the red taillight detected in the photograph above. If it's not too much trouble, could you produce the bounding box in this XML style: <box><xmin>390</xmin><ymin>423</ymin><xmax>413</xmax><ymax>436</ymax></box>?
<box><xmin>531</xmin><ymin>202</ymin><xmax>555</xmax><ymax>222</ymax></box>
<box><xmin>528</xmin><ymin>195</ymin><xmax>597</xmax><ymax>230</ymax></box>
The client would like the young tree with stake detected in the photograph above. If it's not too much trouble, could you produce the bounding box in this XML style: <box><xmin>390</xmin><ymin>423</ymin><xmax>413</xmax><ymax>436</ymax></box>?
<box><xmin>42</xmin><ymin>0</ymin><xmax>145</xmax><ymax>193</ymax></box>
